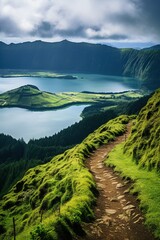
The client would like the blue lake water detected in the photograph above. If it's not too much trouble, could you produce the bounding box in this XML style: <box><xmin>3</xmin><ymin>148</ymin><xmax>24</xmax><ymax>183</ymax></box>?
<box><xmin>0</xmin><ymin>74</ymin><xmax>139</xmax><ymax>141</ymax></box>
<box><xmin>0</xmin><ymin>74</ymin><xmax>139</xmax><ymax>93</ymax></box>
<box><xmin>0</xmin><ymin>106</ymin><xmax>87</xmax><ymax>142</ymax></box>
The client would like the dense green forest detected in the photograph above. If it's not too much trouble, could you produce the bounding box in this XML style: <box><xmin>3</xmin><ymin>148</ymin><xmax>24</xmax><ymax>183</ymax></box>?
<box><xmin>0</xmin><ymin>40</ymin><xmax>160</xmax><ymax>89</ymax></box>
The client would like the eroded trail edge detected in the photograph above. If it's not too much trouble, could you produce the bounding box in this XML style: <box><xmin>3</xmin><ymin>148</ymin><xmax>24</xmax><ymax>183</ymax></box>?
<box><xmin>81</xmin><ymin>124</ymin><xmax>155</xmax><ymax>240</ymax></box>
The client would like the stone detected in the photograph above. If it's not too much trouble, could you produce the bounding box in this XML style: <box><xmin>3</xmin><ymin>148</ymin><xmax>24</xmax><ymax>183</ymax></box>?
<box><xmin>124</xmin><ymin>189</ymin><xmax>130</xmax><ymax>194</ymax></box>
<box><xmin>116</xmin><ymin>183</ymin><xmax>124</xmax><ymax>188</ymax></box>
<box><xmin>118</xmin><ymin>214</ymin><xmax>129</xmax><ymax>222</ymax></box>
<box><xmin>105</xmin><ymin>209</ymin><xmax>117</xmax><ymax>214</ymax></box>
<box><xmin>117</xmin><ymin>195</ymin><xmax>125</xmax><ymax>200</ymax></box>
<box><xmin>110</xmin><ymin>197</ymin><xmax>118</xmax><ymax>202</ymax></box>
<box><xmin>123</xmin><ymin>204</ymin><xmax>135</xmax><ymax>210</ymax></box>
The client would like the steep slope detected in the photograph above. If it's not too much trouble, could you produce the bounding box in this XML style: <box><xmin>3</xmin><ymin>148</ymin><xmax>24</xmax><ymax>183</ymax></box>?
<box><xmin>0</xmin><ymin>40</ymin><xmax>122</xmax><ymax>75</ymax></box>
<box><xmin>1</xmin><ymin>40</ymin><xmax>160</xmax><ymax>89</ymax></box>
<box><xmin>121</xmin><ymin>48</ymin><xmax>160</xmax><ymax>89</ymax></box>
<box><xmin>124</xmin><ymin>88</ymin><xmax>160</xmax><ymax>170</ymax></box>
<box><xmin>0</xmin><ymin>115</ymin><xmax>129</xmax><ymax>240</ymax></box>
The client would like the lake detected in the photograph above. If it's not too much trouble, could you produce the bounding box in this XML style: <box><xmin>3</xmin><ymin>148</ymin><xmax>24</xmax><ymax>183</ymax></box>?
<box><xmin>0</xmin><ymin>74</ymin><xmax>139</xmax><ymax>141</ymax></box>
<box><xmin>0</xmin><ymin>74</ymin><xmax>139</xmax><ymax>93</ymax></box>
<box><xmin>0</xmin><ymin>106</ymin><xmax>87</xmax><ymax>142</ymax></box>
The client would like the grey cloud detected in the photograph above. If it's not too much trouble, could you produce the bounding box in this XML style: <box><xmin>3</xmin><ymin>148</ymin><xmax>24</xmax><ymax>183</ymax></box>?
<box><xmin>0</xmin><ymin>17</ymin><xmax>20</xmax><ymax>36</ymax></box>
<box><xmin>107</xmin><ymin>34</ymin><xmax>128</xmax><ymax>40</ymax></box>
<box><xmin>139</xmin><ymin>0</ymin><xmax>160</xmax><ymax>37</ymax></box>
<box><xmin>0</xmin><ymin>0</ymin><xmax>160</xmax><ymax>43</ymax></box>
<box><xmin>32</xmin><ymin>22</ymin><xmax>53</xmax><ymax>38</ymax></box>
<box><xmin>87</xmin><ymin>31</ymin><xmax>128</xmax><ymax>41</ymax></box>
<box><xmin>33</xmin><ymin>23</ymin><xmax>87</xmax><ymax>38</ymax></box>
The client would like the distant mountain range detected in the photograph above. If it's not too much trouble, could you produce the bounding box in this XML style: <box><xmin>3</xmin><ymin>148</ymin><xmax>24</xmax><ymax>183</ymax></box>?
<box><xmin>0</xmin><ymin>40</ymin><xmax>160</xmax><ymax>89</ymax></box>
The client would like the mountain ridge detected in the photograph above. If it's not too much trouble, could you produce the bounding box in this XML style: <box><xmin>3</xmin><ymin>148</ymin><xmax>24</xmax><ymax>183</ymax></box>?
<box><xmin>1</xmin><ymin>40</ymin><xmax>160</xmax><ymax>89</ymax></box>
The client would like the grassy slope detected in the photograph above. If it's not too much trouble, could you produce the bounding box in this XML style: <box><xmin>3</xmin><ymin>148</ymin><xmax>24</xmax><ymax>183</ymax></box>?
<box><xmin>0</xmin><ymin>85</ymin><xmax>143</xmax><ymax>110</ymax></box>
<box><xmin>106</xmin><ymin>144</ymin><xmax>160</xmax><ymax>238</ymax></box>
<box><xmin>105</xmin><ymin>88</ymin><xmax>160</xmax><ymax>238</ymax></box>
<box><xmin>0</xmin><ymin>115</ymin><xmax>130</xmax><ymax>240</ymax></box>
<box><xmin>121</xmin><ymin>49</ymin><xmax>160</xmax><ymax>89</ymax></box>
<box><xmin>124</xmin><ymin>88</ymin><xmax>160</xmax><ymax>170</ymax></box>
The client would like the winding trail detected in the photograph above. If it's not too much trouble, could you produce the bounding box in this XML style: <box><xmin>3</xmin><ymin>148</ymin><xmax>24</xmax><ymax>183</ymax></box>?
<box><xmin>80</xmin><ymin>123</ymin><xmax>155</xmax><ymax>240</ymax></box>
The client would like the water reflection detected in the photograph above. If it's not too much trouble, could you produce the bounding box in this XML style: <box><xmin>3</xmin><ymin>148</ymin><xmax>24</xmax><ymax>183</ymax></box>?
<box><xmin>0</xmin><ymin>106</ymin><xmax>87</xmax><ymax>142</ymax></box>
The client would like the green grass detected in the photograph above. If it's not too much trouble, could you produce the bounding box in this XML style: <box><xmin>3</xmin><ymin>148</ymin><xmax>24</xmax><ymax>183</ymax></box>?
<box><xmin>0</xmin><ymin>85</ymin><xmax>144</xmax><ymax>110</ymax></box>
<box><xmin>0</xmin><ymin>115</ymin><xmax>130</xmax><ymax>239</ymax></box>
<box><xmin>124</xmin><ymin>88</ymin><xmax>160</xmax><ymax>170</ymax></box>
<box><xmin>105</xmin><ymin>143</ymin><xmax>160</xmax><ymax>238</ymax></box>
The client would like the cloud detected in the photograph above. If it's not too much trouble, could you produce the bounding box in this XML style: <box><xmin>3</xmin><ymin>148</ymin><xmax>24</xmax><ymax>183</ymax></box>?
<box><xmin>0</xmin><ymin>0</ymin><xmax>160</xmax><ymax>43</ymax></box>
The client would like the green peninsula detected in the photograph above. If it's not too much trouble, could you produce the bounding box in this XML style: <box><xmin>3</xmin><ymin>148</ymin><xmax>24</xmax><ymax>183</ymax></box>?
<box><xmin>0</xmin><ymin>85</ymin><xmax>144</xmax><ymax>110</ymax></box>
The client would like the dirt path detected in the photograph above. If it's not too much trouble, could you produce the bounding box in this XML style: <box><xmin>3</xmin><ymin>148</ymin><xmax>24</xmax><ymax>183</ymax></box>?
<box><xmin>79</xmin><ymin>124</ymin><xmax>155</xmax><ymax>240</ymax></box>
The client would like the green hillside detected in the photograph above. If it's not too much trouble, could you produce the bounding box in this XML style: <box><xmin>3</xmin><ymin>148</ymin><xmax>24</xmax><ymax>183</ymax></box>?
<box><xmin>105</xmin><ymin>88</ymin><xmax>160</xmax><ymax>238</ymax></box>
<box><xmin>124</xmin><ymin>88</ymin><xmax>160</xmax><ymax>170</ymax></box>
<box><xmin>0</xmin><ymin>115</ymin><xmax>129</xmax><ymax>240</ymax></box>
<box><xmin>0</xmin><ymin>84</ymin><xmax>143</xmax><ymax>110</ymax></box>
<box><xmin>0</xmin><ymin>89</ymin><xmax>159</xmax><ymax>239</ymax></box>
<box><xmin>121</xmin><ymin>49</ymin><xmax>160</xmax><ymax>89</ymax></box>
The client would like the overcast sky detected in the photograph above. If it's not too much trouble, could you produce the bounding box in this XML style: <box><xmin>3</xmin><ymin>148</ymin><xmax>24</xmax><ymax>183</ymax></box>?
<box><xmin>0</xmin><ymin>0</ymin><xmax>160</xmax><ymax>48</ymax></box>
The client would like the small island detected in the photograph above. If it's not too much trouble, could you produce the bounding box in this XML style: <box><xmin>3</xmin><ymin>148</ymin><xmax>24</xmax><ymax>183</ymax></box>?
<box><xmin>0</xmin><ymin>70</ymin><xmax>77</xmax><ymax>80</ymax></box>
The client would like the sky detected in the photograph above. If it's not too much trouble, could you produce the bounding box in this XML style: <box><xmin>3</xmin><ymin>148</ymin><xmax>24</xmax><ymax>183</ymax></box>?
<box><xmin>0</xmin><ymin>0</ymin><xmax>160</xmax><ymax>48</ymax></box>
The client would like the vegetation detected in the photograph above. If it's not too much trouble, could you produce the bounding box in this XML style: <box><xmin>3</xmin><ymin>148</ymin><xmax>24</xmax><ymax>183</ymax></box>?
<box><xmin>0</xmin><ymin>70</ymin><xmax>77</xmax><ymax>79</ymax></box>
<box><xmin>0</xmin><ymin>115</ymin><xmax>130</xmax><ymax>240</ymax></box>
<box><xmin>121</xmin><ymin>48</ymin><xmax>160</xmax><ymax>89</ymax></box>
<box><xmin>0</xmin><ymin>91</ymin><xmax>150</xmax><ymax>198</ymax></box>
<box><xmin>105</xmin><ymin>88</ymin><xmax>160</xmax><ymax>238</ymax></box>
<box><xmin>124</xmin><ymin>88</ymin><xmax>160</xmax><ymax>170</ymax></box>
<box><xmin>106</xmin><ymin>143</ymin><xmax>160</xmax><ymax>238</ymax></box>
<box><xmin>0</xmin><ymin>87</ymin><xmax>159</xmax><ymax>239</ymax></box>
<box><xmin>0</xmin><ymin>85</ymin><xmax>144</xmax><ymax>110</ymax></box>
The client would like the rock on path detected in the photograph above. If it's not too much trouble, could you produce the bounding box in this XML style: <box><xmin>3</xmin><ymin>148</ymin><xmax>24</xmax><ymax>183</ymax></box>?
<box><xmin>78</xmin><ymin>124</ymin><xmax>155</xmax><ymax>240</ymax></box>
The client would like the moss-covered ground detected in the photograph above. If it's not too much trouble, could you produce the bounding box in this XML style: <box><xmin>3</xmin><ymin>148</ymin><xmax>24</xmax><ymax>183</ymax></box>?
<box><xmin>124</xmin><ymin>88</ymin><xmax>160</xmax><ymax>170</ymax></box>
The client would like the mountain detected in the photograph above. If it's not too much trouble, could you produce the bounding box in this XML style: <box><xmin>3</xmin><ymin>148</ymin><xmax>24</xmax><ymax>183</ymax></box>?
<box><xmin>121</xmin><ymin>48</ymin><xmax>160</xmax><ymax>89</ymax></box>
<box><xmin>142</xmin><ymin>45</ymin><xmax>160</xmax><ymax>50</ymax></box>
<box><xmin>0</xmin><ymin>40</ymin><xmax>122</xmax><ymax>75</ymax></box>
<box><xmin>0</xmin><ymin>40</ymin><xmax>160</xmax><ymax>89</ymax></box>
<box><xmin>124</xmin><ymin>88</ymin><xmax>160</xmax><ymax>170</ymax></box>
